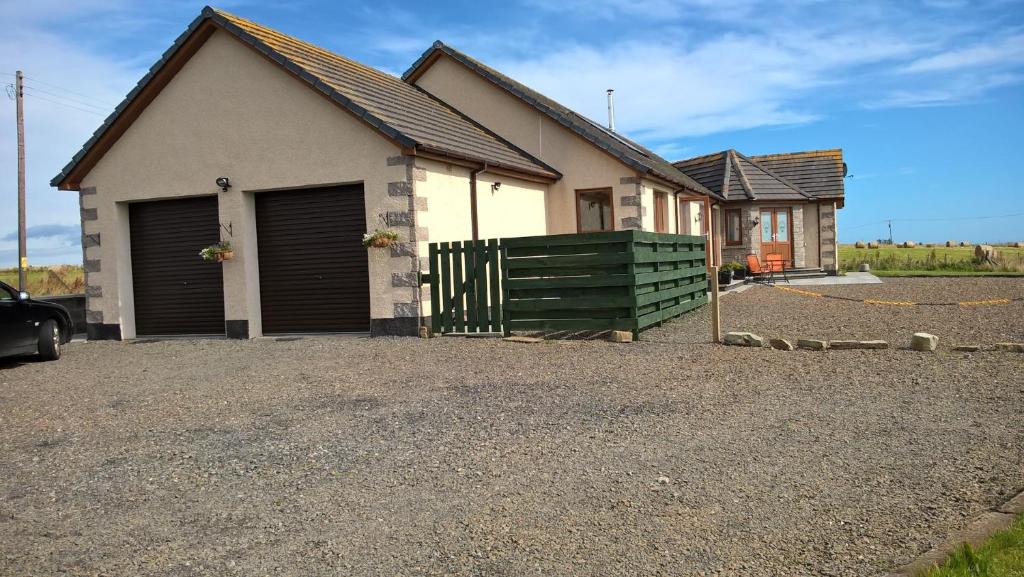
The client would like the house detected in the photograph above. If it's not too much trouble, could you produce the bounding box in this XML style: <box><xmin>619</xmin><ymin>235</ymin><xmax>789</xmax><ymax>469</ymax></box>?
<box><xmin>52</xmin><ymin>6</ymin><xmax>842</xmax><ymax>340</ymax></box>
<box><xmin>673</xmin><ymin>149</ymin><xmax>845</xmax><ymax>272</ymax></box>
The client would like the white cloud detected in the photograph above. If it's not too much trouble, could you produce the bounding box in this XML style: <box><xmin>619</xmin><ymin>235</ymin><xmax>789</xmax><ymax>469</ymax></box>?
<box><xmin>902</xmin><ymin>33</ymin><xmax>1024</xmax><ymax>73</ymax></box>
<box><xmin>0</xmin><ymin>6</ymin><xmax>146</xmax><ymax>266</ymax></box>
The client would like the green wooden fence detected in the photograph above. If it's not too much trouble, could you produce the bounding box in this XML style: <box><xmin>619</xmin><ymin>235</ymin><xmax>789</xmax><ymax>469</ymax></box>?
<box><xmin>425</xmin><ymin>231</ymin><xmax>707</xmax><ymax>335</ymax></box>
<box><xmin>427</xmin><ymin>239</ymin><xmax>503</xmax><ymax>334</ymax></box>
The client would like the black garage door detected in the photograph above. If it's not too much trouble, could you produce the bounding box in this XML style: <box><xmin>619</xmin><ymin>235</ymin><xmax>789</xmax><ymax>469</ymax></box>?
<box><xmin>255</xmin><ymin>184</ymin><xmax>370</xmax><ymax>333</ymax></box>
<box><xmin>129</xmin><ymin>196</ymin><xmax>225</xmax><ymax>336</ymax></box>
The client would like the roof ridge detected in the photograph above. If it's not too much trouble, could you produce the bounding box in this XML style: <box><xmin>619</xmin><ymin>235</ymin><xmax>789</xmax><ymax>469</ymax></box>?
<box><xmin>728</xmin><ymin>150</ymin><xmax>756</xmax><ymax>200</ymax></box>
<box><xmin>731</xmin><ymin>150</ymin><xmax>813</xmax><ymax>199</ymax></box>
<box><xmin>749</xmin><ymin>148</ymin><xmax>842</xmax><ymax>160</ymax></box>
<box><xmin>206</xmin><ymin>7</ymin><xmax>403</xmax><ymax>87</ymax></box>
<box><xmin>672</xmin><ymin>150</ymin><xmax>726</xmax><ymax>166</ymax></box>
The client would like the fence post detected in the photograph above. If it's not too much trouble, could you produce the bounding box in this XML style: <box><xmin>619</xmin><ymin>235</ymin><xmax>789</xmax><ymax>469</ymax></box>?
<box><xmin>710</xmin><ymin>264</ymin><xmax>721</xmax><ymax>343</ymax></box>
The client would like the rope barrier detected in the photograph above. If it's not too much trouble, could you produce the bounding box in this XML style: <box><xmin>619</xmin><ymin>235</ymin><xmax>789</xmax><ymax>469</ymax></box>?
<box><xmin>773</xmin><ymin>285</ymin><xmax>1024</xmax><ymax>307</ymax></box>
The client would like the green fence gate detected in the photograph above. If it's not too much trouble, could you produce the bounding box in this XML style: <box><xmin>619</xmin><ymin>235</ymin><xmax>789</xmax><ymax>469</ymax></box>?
<box><xmin>426</xmin><ymin>239</ymin><xmax>503</xmax><ymax>334</ymax></box>
<box><xmin>425</xmin><ymin>231</ymin><xmax>707</xmax><ymax>336</ymax></box>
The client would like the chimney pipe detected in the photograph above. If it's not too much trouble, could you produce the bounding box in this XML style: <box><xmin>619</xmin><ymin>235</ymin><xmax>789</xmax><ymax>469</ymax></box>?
<box><xmin>606</xmin><ymin>89</ymin><xmax>615</xmax><ymax>131</ymax></box>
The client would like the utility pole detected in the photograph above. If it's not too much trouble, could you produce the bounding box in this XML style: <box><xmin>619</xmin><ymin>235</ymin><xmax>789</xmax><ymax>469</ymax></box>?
<box><xmin>16</xmin><ymin>70</ymin><xmax>27</xmax><ymax>292</ymax></box>
<box><xmin>887</xmin><ymin>219</ymin><xmax>893</xmax><ymax>246</ymax></box>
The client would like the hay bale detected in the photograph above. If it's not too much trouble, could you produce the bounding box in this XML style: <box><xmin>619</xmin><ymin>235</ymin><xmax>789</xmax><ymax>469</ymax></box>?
<box><xmin>1013</xmin><ymin>241</ymin><xmax>1022</xmax><ymax>248</ymax></box>
<box><xmin>901</xmin><ymin>241</ymin><xmax>916</xmax><ymax>248</ymax></box>
<box><xmin>945</xmin><ymin>240</ymin><xmax>957</xmax><ymax>247</ymax></box>
<box><xmin>975</xmin><ymin>244</ymin><xmax>999</xmax><ymax>263</ymax></box>
<box><xmin>867</xmin><ymin>241</ymin><xmax>880</xmax><ymax>248</ymax></box>
<box><xmin>959</xmin><ymin>241</ymin><xmax>972</xmax><ymax>247</ymax></box>
<box><xmin>854</xmin><ymin>241</ymin><xmax>866</xmax><ymax>248</ymax></box>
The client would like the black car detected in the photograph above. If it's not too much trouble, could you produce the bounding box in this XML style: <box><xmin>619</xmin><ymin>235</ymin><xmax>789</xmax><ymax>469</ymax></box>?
<box><xmin>0</xmin><ymin>281</ymin><xmax>73</xmax><ymax>361</ymax></box>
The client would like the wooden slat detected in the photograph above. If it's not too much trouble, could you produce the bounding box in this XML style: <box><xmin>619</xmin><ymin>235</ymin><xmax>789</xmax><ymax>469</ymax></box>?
<box><xmin>463</xmin><ymin>242</ymin><xmax>479</xmax><ymax>331</ymax></box>
<box><xmin>505</xmin><ymin>317</ymin><xmax>638</xmax><ymax>331</ymax></box>
<box><xmin>504</xmin><ymin>294</ymin><xmax>635</xmax><ymax>311</ymax></box>
<box><xmin>440</xmin><ymin>243</ymin><xmax>453</xmax><ymax>333</ymax></box>
<box><xmin>501</xmin><ymin>230</ymin><xmax>636</xmax><ymax>248</ymax></box>
<box><xmin>452</xmin><ymin>242</ymin><xmax>465</xmax><ymax>333</ymax></box>
<box><xmin>475</xmin><ymin>240</ymin><xmax>489</xmax><ymax>331</ymax></box>
<box><xmin>506</xmin><ymin>274</ymin><xmax>634</xmax><ymax>290</ymax></box>
<box><xmin>487</xmin><ymin>239</ymin><xmax>501</xmax><ymax>332</ymax></box>
<box><xmin>429</xmin><ymin>243</ymin><xmax>441</xmax><ymax>334</ymax></box>
<box><xmin>500</xmin><ymin>244</ymin><xmax>511</xmax><ymax>336</ymax></box>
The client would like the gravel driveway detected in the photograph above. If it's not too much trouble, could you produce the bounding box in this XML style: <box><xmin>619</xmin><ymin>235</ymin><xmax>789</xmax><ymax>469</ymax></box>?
<box><xmin>1</xmin><ymin>278</ymin><xmax>1022</xmax><ymax>577</ymax></box>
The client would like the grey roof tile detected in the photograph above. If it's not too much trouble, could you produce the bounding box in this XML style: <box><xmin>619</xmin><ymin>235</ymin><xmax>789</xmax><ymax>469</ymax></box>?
<box><xmin>674</xmin><ymin>149</ymin><xmax>835</xmax><ymax>202</ymax></box>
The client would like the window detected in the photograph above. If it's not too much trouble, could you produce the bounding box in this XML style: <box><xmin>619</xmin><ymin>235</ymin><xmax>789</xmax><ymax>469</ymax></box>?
<box><xmin>576</xmin><ymin>188</ymin><xmax>614</xmax><ymax>232</ymax></box>
<box><xmin>654</xmin><ymin>191</ymin><xmax>669</xmax><ymax>233</ymax></box>
<box><xmin>725</xmin><ymin>209</ymin><xmax>743</xmax><ymax>245</ymax></box>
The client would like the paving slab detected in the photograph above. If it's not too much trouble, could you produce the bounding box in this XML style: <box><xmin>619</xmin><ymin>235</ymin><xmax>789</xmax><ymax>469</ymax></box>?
<box><xmin>785</xmin><ymin>272</ymin><xmax>883</xmax><ymax>286</ymax></box>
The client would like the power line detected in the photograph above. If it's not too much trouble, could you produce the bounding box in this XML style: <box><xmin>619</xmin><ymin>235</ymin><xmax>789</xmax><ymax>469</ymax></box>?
<box><xmin>22</xmin><ymin>86</ymin><xmax>111</xmax><ymax>112</ymax></box>
<box><xmin>21</xmin><ymin>74</ymin><xmax>119</xmax><ymax>107</ymax></box>
<box><xmin>23</xmin><ymin>93</ymin><xmax>109</xmax><ymax>116</ymax></box>
<box><xmin>845</xmin><ymin>213</ymin><xmax>1024</xmax><ymax>230</ymax></box>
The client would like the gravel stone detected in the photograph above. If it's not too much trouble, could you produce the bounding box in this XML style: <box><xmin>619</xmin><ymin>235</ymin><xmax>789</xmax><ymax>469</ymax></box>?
<box><xmin>910</xmin><ymin>333</ymin><xmax>939</xmax><ymax>352</ymax></box>
<box><xmin>994</xmin><ymin>342</ymin><xmax>1024</xmax><ymax>352</ymax></box>
<box><xmin>723</xmin><ymin>332</ymin><xmax>764</xmax><ymax>347</ymax></box>
<box><xmin>609</xmin><ymin>330</ymin><xmax>633</xmax><ymax>343</ymax></box>
<box><xmin>831</xmin><ymin>340</ymin><xmax>889</xmax><ymax>350</ymax></box>
<box><xmin>953</xmin><ymin>345</ymin><xmax>981</xmax><ymax>352</ymax></box>
<box><xmin>0</xmin><ymin>277</ymin><xmax>1022</xmax><ymax>577</ymax></box>
<box><xmin>769</xmin><ymin>338</ymin><xmax>795</xmax><ymax>351</ymax></box>
<box><xmin>797</xmin><ymin>339</ymin><xmax>829</xmax><ymax>351</ymax></box>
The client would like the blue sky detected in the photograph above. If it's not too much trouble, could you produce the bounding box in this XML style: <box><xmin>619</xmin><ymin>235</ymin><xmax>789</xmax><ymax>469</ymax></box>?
<box><xmin>2</xmin><ymin>0</ymin><xmax>1023</xmax><ymax>265</ymax></box>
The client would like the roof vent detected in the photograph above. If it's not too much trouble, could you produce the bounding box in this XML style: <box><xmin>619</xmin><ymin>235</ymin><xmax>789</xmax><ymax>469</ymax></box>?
<box><xmin>607</xmin><ymin>89</ymin><xmax>615</xmax><ymax>132</ymax></box>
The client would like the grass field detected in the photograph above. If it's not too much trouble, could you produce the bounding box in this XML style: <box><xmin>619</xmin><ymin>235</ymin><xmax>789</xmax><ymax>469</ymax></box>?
<box><xmin>0</xmin><ymin>265</ymin><xmax>84</xmax><ymax>296</ymax></box>
<box><xmin>919</xmin><ymin>514</ymin><xmax>1024</xmax><ymax>577</ymax></box>
<box><xmin>840</xmin><ymin>244</ymin><xmax>1024</xmax><ymax>276</ymax></box>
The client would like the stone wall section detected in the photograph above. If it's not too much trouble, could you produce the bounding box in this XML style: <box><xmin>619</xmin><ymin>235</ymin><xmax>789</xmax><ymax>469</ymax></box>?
<box><xmin>819</xmin><ymin>202</ymin><xmax>837</xmax><ymax>272</ymax></box>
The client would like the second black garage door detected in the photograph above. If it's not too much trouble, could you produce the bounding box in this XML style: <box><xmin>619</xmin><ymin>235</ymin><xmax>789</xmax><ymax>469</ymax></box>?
<box><xmin>129</xmin><ymin>196</ymin><xmax>225</xmax><ymax>336</ymax></box>
<box><xmin>255</xmin><ymin>185</ymin><xmax>370</xmax><ymax>334</ymax></box>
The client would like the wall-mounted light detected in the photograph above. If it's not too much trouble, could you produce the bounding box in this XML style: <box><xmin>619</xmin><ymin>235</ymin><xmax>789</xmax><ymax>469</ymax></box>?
<box><xmin>215</xmin><ymin>177</ymin><xmax>231</xmax><ymax>192</ymax></box>
<box><xmin>491</xmin><ymin>181</ymin><xmax>502</xmax><ymax>193</ymax></box>
<box><xmin>751</xmin><ymin>217</ymin><xmax>760</xmax><ymax>227</ymax></box>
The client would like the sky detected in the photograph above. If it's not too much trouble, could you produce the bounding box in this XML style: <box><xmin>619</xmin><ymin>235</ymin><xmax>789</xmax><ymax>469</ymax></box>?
<box><xmin>1</xmin><ymin>0</ymin><xmax>1023</xmax><ymax>265</ymax></box>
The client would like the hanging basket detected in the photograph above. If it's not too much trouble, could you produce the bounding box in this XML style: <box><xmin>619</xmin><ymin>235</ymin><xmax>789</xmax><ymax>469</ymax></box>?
<box><xmin>363</xmin><ymin>229</ymin><xmax>400</xmax><ymax>249</ymax></box>
<box><xmin>215</xmin><ymin>250</ymin><xmax>235</xmax><ymax>262</ymax></box>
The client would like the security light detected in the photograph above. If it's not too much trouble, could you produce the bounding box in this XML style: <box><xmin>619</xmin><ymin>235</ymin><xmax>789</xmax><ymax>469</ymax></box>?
<box><xmin>216</xmin><ymin>177</ymin><xmax>231</xmax><ymax>192</ymax></box>
<box><xmin>491</xmin><ymin>181</ymin><xmax>502</xmax><ymax>193</ymax></box>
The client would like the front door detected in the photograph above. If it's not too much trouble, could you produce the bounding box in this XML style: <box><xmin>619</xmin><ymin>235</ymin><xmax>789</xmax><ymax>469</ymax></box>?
<box><xmin>759</xmin><ymin>208</ymin><xmax>792</xmax><ymax>265</ymax></box>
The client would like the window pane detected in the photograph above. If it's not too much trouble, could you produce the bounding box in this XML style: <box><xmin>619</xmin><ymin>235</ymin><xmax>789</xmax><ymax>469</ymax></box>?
<box><xmin>726</xmin><ymin>211</ymin><xmax>740</xmax><ymax>242</ymax></box>
<box><xmin>655</xmin><ymin>192</ymin><xmax>667</xmax><ymax>233</ymax></box>
<box><xmin>776</xmin><ymin>211</ymin><xmax>788</xmax><ymax>240</ymax></box>
<box><xmin>578</xmin><ymin>190</ymin><xmax>612</xmax><ymax>232</ymax></box>
<box><xmin>761</xmin><ymin>211</ymin><xmax>773</xmax><ymax>242</ymax></box>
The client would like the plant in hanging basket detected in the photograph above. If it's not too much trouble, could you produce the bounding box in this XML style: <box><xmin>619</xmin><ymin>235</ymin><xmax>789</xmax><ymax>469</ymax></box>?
<box><xmin>362</xmin><ymin>229</ymin><xmax>400</xmax><ymax>248</ymax></box>
<box><xmin>199</xmin><ymin>241</ymin><xmax>233</xmax><ymax>262</ymax></box>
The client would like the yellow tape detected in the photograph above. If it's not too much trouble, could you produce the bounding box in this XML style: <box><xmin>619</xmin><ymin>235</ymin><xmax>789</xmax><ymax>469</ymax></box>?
<box><xmin>775</xmin><ymin>286</ymin><xmax>824</xmax><ymax>298</ymax></box>
<box><xmin>772</xmin><ymin>283</ymin><xmax>1017</xmax><ymax>307</ymax></box>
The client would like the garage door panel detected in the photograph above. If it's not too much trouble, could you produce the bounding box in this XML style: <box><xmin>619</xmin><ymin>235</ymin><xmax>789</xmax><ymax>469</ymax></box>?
<box><xmin>129</xmin><ymin>196</ymin><xmax>225</xmax><ymax>336</ymax></box>
<box><xmin>256</xmin><ymin>185</ymin><xmax>370</xmax><ymax>334</ymax></box>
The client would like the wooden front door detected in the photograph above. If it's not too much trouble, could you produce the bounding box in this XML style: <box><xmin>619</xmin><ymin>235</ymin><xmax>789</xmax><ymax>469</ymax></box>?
<box><xmin>759</xmin><ymin>208</ymin><xmax>792</xmax><ymax>265</ymax></box>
